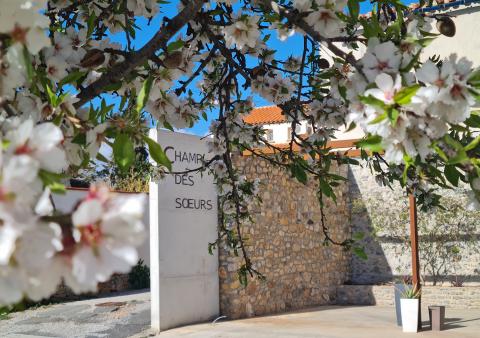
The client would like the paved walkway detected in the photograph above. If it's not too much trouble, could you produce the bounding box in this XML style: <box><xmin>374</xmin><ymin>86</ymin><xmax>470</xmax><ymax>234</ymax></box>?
<box><xmin>158</xmin><ymin>306</ymin><xmax>480</xmax><ymax>338</ymax></box>
<box><xmin>1</xmin><ymin>291</ymin><xmax>480</xmax><ymax>338</ymax></box>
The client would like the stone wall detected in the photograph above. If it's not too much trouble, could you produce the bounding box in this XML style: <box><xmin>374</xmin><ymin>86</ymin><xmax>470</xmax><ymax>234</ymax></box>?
<box><xmin>48</xmin><ymin>274</ymin><xmax>131</xmax><ymax>302</ymax></box>
<box><xmin>337</xmin><ymin>285</ymin><xmax>480</xmax><ymax>309</ymax></box>
<box><xmin>218</xmin><ymin>155</ymin><xmax>351</xmax><ymax>319</ymax></box>
<box><xmin>348</xmin><ymin>165</ymin><xmax>480</xmax><ymax>286</ymax></box>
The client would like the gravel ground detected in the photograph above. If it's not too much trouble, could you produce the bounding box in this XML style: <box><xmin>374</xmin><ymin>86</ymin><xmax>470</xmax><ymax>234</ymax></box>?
<box><xmin>0</xmin><ymin>290</ymin><xmax>150</xmax><ymax>338</ymax></box>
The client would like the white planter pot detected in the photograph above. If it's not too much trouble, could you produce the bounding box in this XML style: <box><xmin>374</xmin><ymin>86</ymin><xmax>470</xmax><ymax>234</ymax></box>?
<box><xmin>400</xmin><ymin>298</ymin><xmax>419</xmax><ymax>333</ymax></box>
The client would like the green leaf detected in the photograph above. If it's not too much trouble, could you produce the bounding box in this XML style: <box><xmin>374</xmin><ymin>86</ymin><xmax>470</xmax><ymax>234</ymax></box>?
<box><xmin>418</xmin><ymin>37</ymin><xmax>436</xmax><ymax>48</ymax></box>
<box><xmin>59</xmin><ymin>71</ymin><xmax>87</xmax><ymax>86</ymax></box>
<box><xmin>136</xmin><ymin>76</ymin><xmax>153</xmax><ymax>114</ymax></box>
<box><xmin>291</xmin><ymin>163</ymin><xmax>308</xmax><ymax>184</ymax></box>
<box><xmin>347</xmin><ymin>0</ymin><xmax>359</xmax><ymax>18</ymax></box>
<box><xmin>45</xmin><ymin>84</ymin><xmax>58</xmax><ymax>106</ymax></box>
<box><xmin>368</xmin><ymin>112</ymin><xmax>387</xmax><ymax>125</ymax></box>
<box><xmin>144</xmin><ymin>136</ymin><xmax>172</xmax><ymax>171</ymax></box>
<box><xmin>113</xmin><ymin>134</ymin><xmax>135</xmax><ymax>171</ymax></box>
<box><xmin>465</xmin><ymin>111</ymin><xmax>480</xmax><ymax>128</ymax></box>
<box><xmin>387</xmin><ymin>107</ymin><xmax>400</xmax><ymax>126</ymax></box>
<box><xmin>103</xmin><ymin>82</ymin><xmax>122</xmax><ymax>92</ymax></box>
<box><xmin>402</xmin><ymin>154</ymin><xmax>413</xmax><ymax>185</ymax></box>
<box><xmin>319</xmin><ymin>177</ymin><xmax>336</xmax><ymax>202</ymax></box>
<box><xmin>38</xmin><ymin>170</ymin><xmax>66</xmax><ymax>194</ymax></box>
<box><xmin>360</xmin><ymin>16</ymin><xmax>383</xmax><ymax>39</ymax></box>
<box><xmin>448</xmin><ymin>151</ymin><xmax>469</xmax><ymax>165</ymax></box>
<box><xmin>465</xmin><ymin>135</ymin><xmax>480</xmax><ymax>151</ymax></box>
<box><xmin>444</xmin><ymin>165</ymin><xmax>460</xmax><ymax>186</ymax></box>
<box><xmin>87</xmin><ymin>12</ymin><xmax>97</xmax><ymax>37</ymax></box>
<box><xmin>359</xmin><ymin>95</ymin><xmax>388</xmax><ymax>110</ymax></box>
<box><xmin>353</xmin><ymin>247</ymin><xmax>368</xmax><ymax>260</ymax></box>
<box><xmin>468</xmin><ymin>70</ymin><xmax>480</xmax><ymax>86</ymax></box>
<box><xmin>96</xmin><ymin>152</ymin><xmax>110</xmax><ymax>163</ymax></box>
<box><xmin>346</xmin><ymin>121</ymin><xmax>356</xmax><ymax>132</ymax></box>
<box><xmin>433</xmin><ymin>144</ymin><xmax>448</xmax><ymax>162</ymax></box>
<box><xmin>71</xmin><ymin>132</ymin><xmax>86</xmax><ymax>145</ymax></box>
<box><xmin>167</xmin><ymin>40</ymin><xmax>184</xmax><ymax>53</ymax></box>
<box><xmin>394</xmin><ymin>85</ymin><xmax>420</xmax><ymax>105</ymax></box>
<box><xmin>162</xmin><ymin>121</ymin><xmax>174</xmax><ymax>131</ymax></box>
<box><xmin>22</xmin><ymin>46</ymin><xmax>34</xmax><ymax>82</ymax></box>
<box><xmin>356</xmin><ymin>135</ymin><xmax>383</xmax><ymax>153</ymax></box>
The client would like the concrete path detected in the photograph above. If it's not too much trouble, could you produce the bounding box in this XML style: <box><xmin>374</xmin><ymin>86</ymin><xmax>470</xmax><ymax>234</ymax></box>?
<box><xmin>2</xmin><ymin>291</ymin><xmax>480</xmax><ymax>338</ymax></box>
<box><xmin>0</xmin><ymin>290</ymin><xmax>150</xmax><ymax>338</ymax></box>
<box><xmin>157</xmin><ymin>306</ymin><xmax>480</xmax><ymax>338</ymax></box>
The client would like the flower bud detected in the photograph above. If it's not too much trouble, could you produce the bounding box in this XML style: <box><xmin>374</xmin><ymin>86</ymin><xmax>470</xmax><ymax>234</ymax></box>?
<box><xmin>436</xmin><ymin>16</ymin><xmax>456</xmax><ymax>37</ymax></box>
<box><xmin>80</xmin><ymin>49</ymin><xmax>106</xmax><ymax>68</ymax></box>
<box><xmin>163</xmin><ymin>51</ymin><xmax>183</xmax><ymax>69</ymax></box>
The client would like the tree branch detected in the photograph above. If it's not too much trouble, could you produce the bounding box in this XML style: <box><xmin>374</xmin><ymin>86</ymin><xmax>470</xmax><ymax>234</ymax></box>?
<box><xmin>74</xmin><ymin>0</ymin><xmax>206</xmax><ymax>108</ymax></box>
<box><xmin>260</xmin><ymin>1</ymin><xmax>364</xmax><ymax>76</ymax></box>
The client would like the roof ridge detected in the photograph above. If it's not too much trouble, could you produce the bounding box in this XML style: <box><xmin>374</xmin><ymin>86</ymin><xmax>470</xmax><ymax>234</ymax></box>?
<box><xmin>252</xmin><ymin>105</ymin><xmax>280</xmax><ymax>109</ymax></box>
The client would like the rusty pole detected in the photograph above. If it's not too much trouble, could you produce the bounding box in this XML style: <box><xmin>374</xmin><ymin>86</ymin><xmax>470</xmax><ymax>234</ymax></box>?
<box><xmin>409</xmin><ymin>192</ymin><xmax>421</xmax><ymax>330</ymax></box>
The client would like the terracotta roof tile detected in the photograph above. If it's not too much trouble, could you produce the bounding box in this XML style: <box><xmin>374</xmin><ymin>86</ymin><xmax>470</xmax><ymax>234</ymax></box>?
<box><xmin>243</xmin><ymin>106</ymin><xmax>286</xmax><ymax>125</ymax></box>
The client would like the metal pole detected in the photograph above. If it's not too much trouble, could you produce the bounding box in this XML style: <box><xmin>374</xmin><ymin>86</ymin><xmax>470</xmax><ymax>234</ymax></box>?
<box><xmin>409</xmin><ymin>193</ymin><xmax>421</xmax><ymax>331</ymax></box>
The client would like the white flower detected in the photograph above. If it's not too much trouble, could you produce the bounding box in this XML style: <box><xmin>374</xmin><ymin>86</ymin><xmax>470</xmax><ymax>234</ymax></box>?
<box><xmin>6</xmin><ymin>119</ymin><xmax>68</xmax><ymax>173</ymax></box>
<box><xmin>0</xmin><ymin>1</ymin><xmax>50</xmax><ymax>54</ymax></box>
<box><xmin>69</xmin><ymin>189</ymin><xmax>146</xmax><ymax>291</ymax></box>
<box><xmin>310</xmin><ymin>98</ymin><xmax>345</xmax><ymax>128</ymax></box>
<box><xmin>416</xmin><ymin>59</ymin><xmax>452</xmax><ymax>87</ymax></box>
<box><xmin>16</xmin><ymin>92</ymin><xmax>44</xmax><ymax>122</ymax></box>
<box><xmin>146</xmin><ymin>91</ymin><xmax>179</xmax><ymax>118</ymax></box>
<box><xmin>364</xmin><ymin>73</ymin><xmax>402</xmax><ymax>105</ymax></box>
<box><xmin>270</xmin><ymin>22</ymin><xmax>295</xmax><ymax>41</ymax></box>
<box><xmin>86</xmin><ymin>123</ymin><xmax>108</xmax><ymax>158</ymax></box>
<box><xmin>0</xmin><ymin>44</ymin><xmax>27</xmax><ymax>99</ymax></box>
<box><xmin>44</xmin><ymin>31</ymin><xmax>75</xmax><ymax>60</ymax></box>
<box><xmin>1</xmin><ymin>154</ymin><xmax>42</xmax><ymax>208</ymax></box>
<box><xmin>306</xmin><ymin>7</ymin><xmax>344</xmax><ymax>38</ymax></box>
<box><xmin>223</xmin><ymin>15</ymin><xmax>260</xmax><ymax>50</ymax></box>
<box><xmin>0</xmin><ymin>205</ymin><xmax>34</xmax><ymax>266</ymax></box>
<box><xmin>207</xmin><ymin>138</ymin><xmax>227</xmax><ymax>155</ymax></box>
<box><xmin>46</xmin><ymin>56</ymin><xmax>69</xmax><ymax>82</ymax></box>
<box><xmin>252</xmin><ymin>71</ymin><xmax>295</xmax><ymax>104</ymax></box>
<box><xmin>361</xmin><ymin>39</ymin><xmax>401</xmax><ymax>82</ymax></box>
<box><xmin>0</xmin><ymin>266</ymin><xmax>25</xmax><ymax>305</ymax></box>
<box><xmin>293</xmin><ymin>0</ymin><xmax>312</xmax><ymax>12</ymax></box>
<box><xmin>64</xmin><ymin>141</ymin><xmax>85</xmax><ymax>167</ymax></box>
<box><xmin>14</xmin><ymin>222</ymin><xmax>62</xmax><ymax>276</ymax></box>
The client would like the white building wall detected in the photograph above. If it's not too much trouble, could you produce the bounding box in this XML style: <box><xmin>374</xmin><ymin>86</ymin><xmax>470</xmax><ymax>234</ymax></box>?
<box><xmin>263</xmin><ymin>120</ymin><xmax>310</xmax><ymax>143</ymax></box>
<box><xmin>424</xmin><ymin>8</ymin><xmax>480</xmax><ymax>67</ymax></box>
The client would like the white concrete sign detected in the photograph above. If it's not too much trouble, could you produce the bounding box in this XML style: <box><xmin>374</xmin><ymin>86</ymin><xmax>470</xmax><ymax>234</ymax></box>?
<box><xmin>149</xmin><ymin>129</ymin><xmax>219</xmax><ymax>332</ymax></box>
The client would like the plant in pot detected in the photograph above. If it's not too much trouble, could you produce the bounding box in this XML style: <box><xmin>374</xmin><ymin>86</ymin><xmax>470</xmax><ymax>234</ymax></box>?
<box><xmin>394</xmin><ymin>276</ymin><xmax>413</xmax><ymax>326</ymax></box>
<box><xmin>400</xmin><ymin>284</ymin><xmax>421</xmax><ymax>333</ymax></box>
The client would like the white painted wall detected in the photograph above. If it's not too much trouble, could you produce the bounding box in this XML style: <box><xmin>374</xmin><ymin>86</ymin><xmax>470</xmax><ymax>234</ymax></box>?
<box><xmin>424</xmin><ymin>9</ymin><xmax>480</xmax><ymax>66</ymax></box>
<box><xmin>263</xmin><ymin>120</ymin><xmax>311</xmax><ymax>143</ymax></box>
<box><xmin>52</xmin><ymin>188</ymin><xmax>150</xmax><ymax>267</ymax></box>
<box><xmin>149</xmin><ymin>129</ymin><xmax>219</xmax><ymax>332</ymax></box>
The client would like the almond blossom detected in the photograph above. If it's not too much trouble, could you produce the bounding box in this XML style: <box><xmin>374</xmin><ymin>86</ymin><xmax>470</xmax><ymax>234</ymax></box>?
<box><xmin>305</xmin><ymin>0</ymin><xmax>346</xmax><ymax>38</ymax></box>
<box><xmin>70</xmin><ymin>187</ymin><xmax>146</xmax><ymax>291</ymax></box>
<box><xmin>361</xmin><ymin>39</ymin><xmax>402</xmax><ymax>82</ymax></box>
<box><xmin>223</xmin><ymin>14</ymin><xmax>261</xmax><ymax>51</ymax></box>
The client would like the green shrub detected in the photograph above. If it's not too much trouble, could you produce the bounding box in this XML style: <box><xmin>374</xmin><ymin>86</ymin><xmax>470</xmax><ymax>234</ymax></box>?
<box><xmin>128</xmin><ymin>259</ymin><xmax>150</xmax><ymax>289</ymax></box>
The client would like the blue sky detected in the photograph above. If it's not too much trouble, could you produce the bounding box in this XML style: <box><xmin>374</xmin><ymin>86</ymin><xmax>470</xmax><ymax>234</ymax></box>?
<box><xmin>106</xmin><ymin>0</ymin><xmax>418</xmax><ymax>136</ymax></box>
